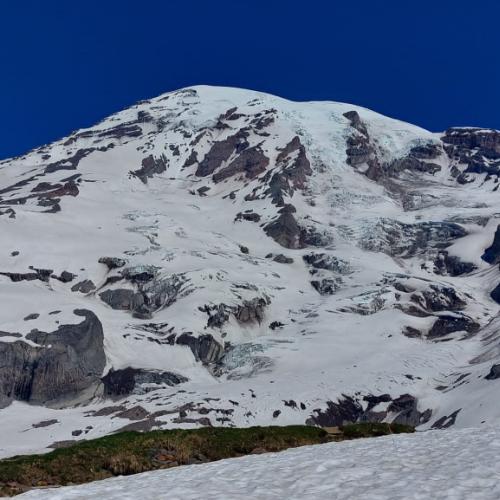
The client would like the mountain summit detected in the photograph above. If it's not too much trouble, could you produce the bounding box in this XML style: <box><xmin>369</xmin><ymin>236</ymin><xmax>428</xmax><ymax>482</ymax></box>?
<box><xmin>1</xmin><ymin>85</ymin><xmax>500</xmax><ymax>456</ymax></box>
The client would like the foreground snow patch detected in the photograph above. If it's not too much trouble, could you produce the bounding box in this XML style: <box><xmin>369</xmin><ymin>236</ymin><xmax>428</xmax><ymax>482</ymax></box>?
<box><xmin>20</xmin><ymin>427</ymin><xmax>500</xmax><ymax>499</ymax></box>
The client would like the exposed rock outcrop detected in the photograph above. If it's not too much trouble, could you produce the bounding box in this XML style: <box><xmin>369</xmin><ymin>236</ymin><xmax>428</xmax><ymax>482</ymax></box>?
<box><xmin>303</xmin><ymin>253</ymin><xmax>351</xmax><ymax>274</ymax></box>
<box><xmin>196</xmin><ymin>130</ymin><xmax>249</xmax><ymax>177</ymax></box>
<box><xmin>433</xmin><ymin>251</ymin><xmax>476</xmax><ymax>276</ymax></box>
<box><xmin>99</xmin><ymin>257</ymin><xmax>127</xmax><ymax>270</ymax></box>
<box><xmin>428</xmin><ymin>315</ymin><xmax>480</xmax><ymax>339</ymax></box>
<box><xmin>201</xmin><ymin>304</ymin><xmax>230</xmax><ymax>329</ymax></box>
<box><xmin>71</xmin><ymin>279</ymin><xmax>96</xmax><ymax>293</ymax></box>
<box><xmin>306</xmin><ymin>393</ymin><xmax>431</xmax><ymax>427</ymax></box>
<box><xmin>0</xmin><ymin>309</ymin><xmax>105</xmax><ymax>407</ymax></box>
<box><xmin>176</xmin><ymin>333</ymin><xmax>224</xmax><ymax>364</ymax></box>
<box><xmin>490</xmin><ymin>283</ymin><xmax>500</xmax><ymax>304</ymax></box>
<box><xmin>131</xmin><ymin>154</ymin><xmax>168</xmax><ymax>183</ymax></box>
<box><xmin>213</xmin><ymin>145</ymin><xmax>269</xmax><ymax>183</ymax></box>
<box><xmin>482</xmin><ymin>225</ymin><xmax>500</xmax><ymax>264</ymax></box>
<box><xmin>99</xmin><ymin>273</ymin><xmax>187</xmax><ymax>319</ymax></box>
<box><xmin>235</xmin><ymin>297</ymin><xmax>268</xmax><ymax>324</ymax></box>
<box><xmin>485</xmin><ymin>364</ymin><xmax>500</xmax><ymax>380</ymax></box>
<box><xmin>264</xmin><ymin>204</ymin><xmax>304</xmax><ymax>249</ymax></box>
<box><xmin>443</xmin><ymin>128</ymin><xmax>500</xmax><ymax>177</ymax></box>
<box><xmin>0</xmin><ymin>267</ymin><xmax>53</xmax><ymax>283</ymax></box>
<box><xmin>311</xmin><ymin>278</ymin><xmax>340</xmax><ymax>295</ymax></box>
<box><xmin>102</xmin><ymin>368</ymin><xmax>187</xmax><ymax>397</ymax></box>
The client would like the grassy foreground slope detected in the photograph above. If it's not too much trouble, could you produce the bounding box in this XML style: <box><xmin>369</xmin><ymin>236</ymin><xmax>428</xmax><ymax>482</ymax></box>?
<box><xmin>0</xmin><ymin>423</ymin><xmax>413</xmax><ymax>496</ymax></box>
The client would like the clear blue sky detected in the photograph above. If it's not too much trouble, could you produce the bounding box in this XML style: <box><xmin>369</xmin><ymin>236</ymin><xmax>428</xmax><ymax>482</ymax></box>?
<box><xmin>1</xmin><ymin>0</ymin><xmax>499</xmax><ymax>159</ymax></box>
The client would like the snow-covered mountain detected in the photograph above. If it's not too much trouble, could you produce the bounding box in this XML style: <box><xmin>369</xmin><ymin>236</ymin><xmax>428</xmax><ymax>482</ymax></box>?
<box><xmin>1</xmin><ymin>85</ymin><xmax>500</xmax><ymax>457</ymax></box>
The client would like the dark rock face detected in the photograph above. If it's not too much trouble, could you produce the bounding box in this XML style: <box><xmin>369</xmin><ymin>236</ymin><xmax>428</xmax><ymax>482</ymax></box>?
<box><xmin>71</xmin><ymin>279</ymin><xmax>96</xmax><ymax>293</ymax></box>
<box><xmin>311</xmin><ymin>279</ymin><xmax>339</xmax><ymax>295</ymax></box>
<box><xmin>32</xmin><ymin>180</ymin><xmax>80</xmax><ymax>197</ymax></box>
<box><xmin>176</xmin><ymin>333</ymin><xmax>224</xmax><ymax>364</ymax></box>
<box><xmin>0</xmin><ymin>309</ymin><xmax>105</xmax><ymax>407</ymax></box>
<box><xmin>98</xmin><ymin>257</ymin><xmax>127</xmax><ymax>270</ymax></box>
<box><xmin>490</xmin><ymin>283</ymin><xmax>500</xmax><ymax>304</ymax></box>
<box><xmin>197</xmin><ymin>186</ymin><xmax>210</xmax><ymax>196</ymax></box>
<box><xmin>306</xmin><ymin>393</ymin><xmax>432</xmax><ymax>428</ymax></box>
<box><xmin>131</xmin><ymin>154</ymin><xmax>168</xmax><ymax>183</ymax></box>
<box><xmin>306</xmin><ymin>396</ymin><xmax>363</xmax><ymax>427</ymax></box>
<box><xmin>388</xmin><ymin>154</ymin><xmax>441</xmax><ymax>176</ymax></box>
<box><xmin>23</xmin><ymin>313</ymin><xmax>39</xmax><ymax>321</ymax></box>
<box><xmin>388</xmin><ymin>394</ymin><xmax>432</xmax><ymax>426</ymax></box>
<box><xmin>99</xmin><ymin>289</ymin><xmax>142</xmax><ymax>311</ymax></box>
<box><xmin>273</xmin><ymin>254</ymin><xmax>294</xmax><ymax>264</ymax></box>
<box><xmin>428</xmin><ymin>315</ymin><xmax>480</xmax><ymax>339</ymax></box>
<box><xmin>275</xmin><ymin>136</ymin><xmax>312</xmax><ymax>190</ymax></box>
<box><xmin>235</xmin><ymin>211</ymin><xmax>261</xmax><ymax>223</ymax></box>
<box><xmin>343</xmin><ymin>111</ymin><xmax>382</xmax><ymax>179</ymax></box>
<box><xmin>99</xmin><ymin>273</ymin><xmax>186</xmax><ymax>319</ymax></box>
<box><xmin>363</xmin><ymin>393</ymin><xmax>392</xmax><ymax>411</ymax></box>
<box><xmin>201</xmin><ymin>304</ymin><xmax>230</xmax><ymax>329</ymax></box>
<box><xmin>54</xmin><ymin>271</ymin><xmax>76</xmax><ymax>283</ymax></box>
<box><xmin>485</xmin><ymin>364</ymin><xmax>500</xmax><ymax>380</ymax></box>
<box><xmin>44</xmin><ymin>148</ymin><xmax>101</xmax><ymax>174</ymax></box>
<box><xmin>433</xmin><ymin>251</ymin><xmax>476</xmax><ymax>276</ymax></box>
<box><xmin>408</xmin><ymin>143</ymin><xmax>442</xmax><ymax>160</ymax></box>
<box><xmin>196</xmin><ymin>130</ymin><xmax>249</xmax><ymax>177</ymax></box>
<box><xmin>410</xmin><ymin>285</ymin><xmax>466</xmax><ymax>314</ymax></box>
<box><xmin>303</xmin><ymin>253</ymin><xmax>350</xmax><ymax>273</ymax></box>
<box><xmin>431</xmin><ymin>409</ymin><xmax>461</xmax><ymax>429</ymax></box>
<box><xmin>183</xmin><ymin>151</ymin><xmax>198</xmax><ymax>169</ymax></box>
<box><xmin>213</xmin><ymin>146</ymin><xmax>269</xmax><ymax>183</ymax></box>
<box><xmin>403</xmin><ymin>326</ymin><xmax>423</xmax><ymax>338</ymax></box>
<box><xmin>235</xmin><ymin>297</ymin><xmax>268</xmax><ymax>324</ymax></box>
<box><xmin>264</xmin><ymin>204</ymin><xmax>304</xmax><ymax>249</ymax></box>
<box><xmin>3</xmin><ymin>177</ymin><xmax>81</xmax><ymax>214</ymax></box>
<box><xmin>443</xmin><ymin>128</ymin><xmax>500</xmax><ymax>177</ymax></box>
<box><xmin>0</xmin><ymin>267</ymin><xmax>53</xmax><ymax>283</ymax></box>
<box><xmin>269</xmin><ymin>321</ymin><xmax>284</xmax><ymax>330</ymax></box>
<box><xmin>32</xmin><ymin>419</ymin><xmax>59</xmax><ymax>428</ymax></box>
<box><xmin>102</xmin><ymin>367</ymin><xmax>187</xmax><ymax>397</ymax></box>
<box><xmin>121</xmin><ymin>266</ymin><xmax>158</xmax><ymax>284</ymax></box>
<box><xmin>63</xmin><ymin>123</ymin><xmax>142</xmax><ymax>146</ymax></box>
<box><xmin>244</xmin><ymin>135</ymin><xmax>311</xmax><ymax>208</ymax></box>
<box><xmin>443</xmin><ymin>128</ymin><xmax>500</xmax><ymax>152</ymax></box>
<box><xmin>482</xmin><ymin>225</ymin><xmax>500</xmax><ymax>264</ymax></box>
<box><xmin>343</xmin><ymin>111</ymin><xmax>368</xmax><ymax>135</ymax></box>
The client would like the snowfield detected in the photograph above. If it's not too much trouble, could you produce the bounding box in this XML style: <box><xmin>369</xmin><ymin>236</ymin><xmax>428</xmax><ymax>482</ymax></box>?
<box><xmin>18</xmin><ymin>427</ymin><xmax>500</xmax><ymax>500</ymax></box>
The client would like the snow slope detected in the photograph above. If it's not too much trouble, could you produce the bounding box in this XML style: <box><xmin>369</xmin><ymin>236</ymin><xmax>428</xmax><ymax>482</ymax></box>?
<box><xmin>19</xmin><ymin>426</ymin><xmax>500</xmax><ymax>500</ymax></box>
<box><xmin>1</xmin><ymin>85</ymin><xmax>500</xmax><ymax>457</ymax></box>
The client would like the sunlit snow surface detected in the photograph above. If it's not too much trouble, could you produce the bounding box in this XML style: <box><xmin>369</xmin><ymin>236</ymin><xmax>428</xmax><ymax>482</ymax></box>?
<box><xmin>19</xmin><ymin>427</ymin><xmax>500</xmax><ymax>500</ymax></box>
